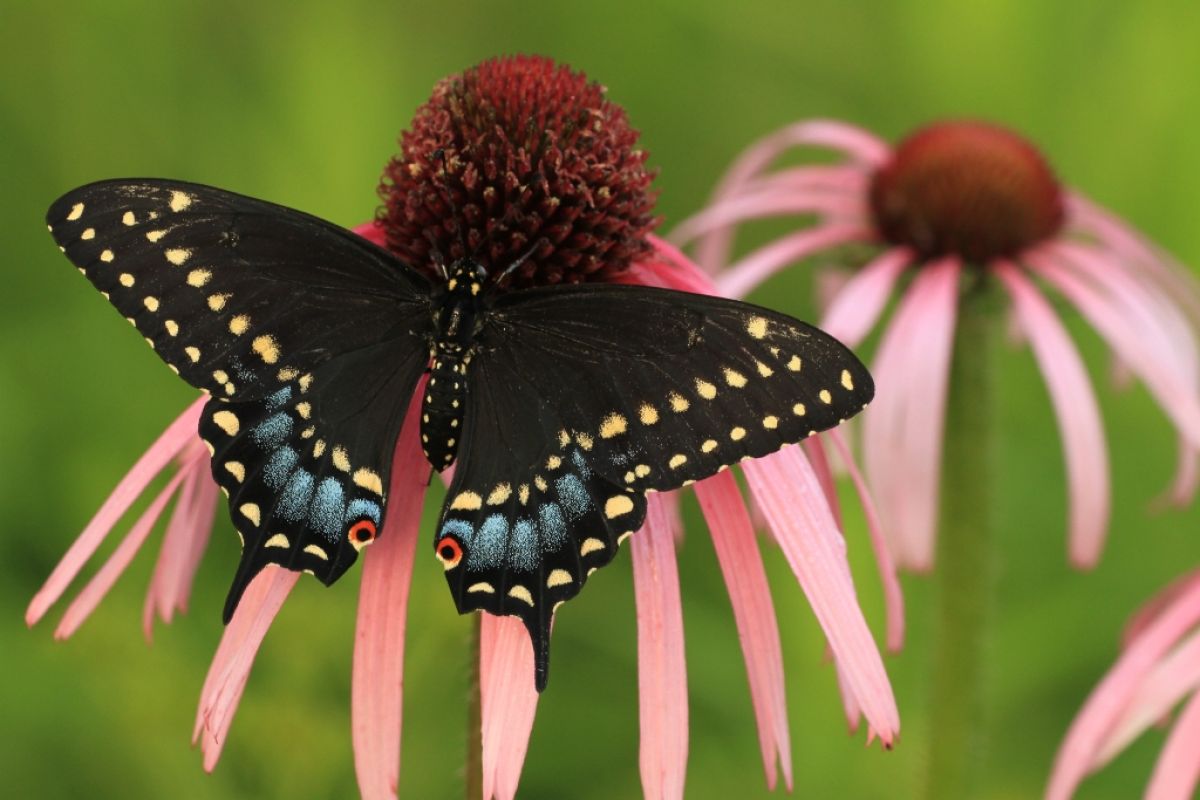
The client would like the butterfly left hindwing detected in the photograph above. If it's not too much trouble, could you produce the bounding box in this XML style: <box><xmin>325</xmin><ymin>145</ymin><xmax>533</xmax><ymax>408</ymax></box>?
<box><xmin>434</xmin><ymin>282</ymin><xmax>874</xmax><ymax>688</ymax></box>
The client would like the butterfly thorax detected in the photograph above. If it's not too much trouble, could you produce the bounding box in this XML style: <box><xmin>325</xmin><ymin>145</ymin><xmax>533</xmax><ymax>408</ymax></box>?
<box><xmin>421</xmin><ymin>259</ymin><xmax>489</xmax><ymax>470</ymax></box>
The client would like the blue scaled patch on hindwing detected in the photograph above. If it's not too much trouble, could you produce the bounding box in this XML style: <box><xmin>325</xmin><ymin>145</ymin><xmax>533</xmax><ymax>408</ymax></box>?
<box><xmin>252</xmin><ymin>412</ymin><xmax>293</xmax><ymax>449</ymax></box>
<box><xmin>470</xmin><ymin>514</ymin><xmax>509</xmax><ymax>569</ymax></box>
<box><xmin>346</xmin><ymin>498</ymin><xmax>381</xmax><ymax>525</ymax></box>
<box><xmin>277</xmin><ymin>470</ymin><xmax>315</xmax><ymax>521</ymax></box>
<box><xmin>312</xmin><ymin>478</ymin><xmax>346</xmax><ymax>539</ymax></box>
<box><xmin>554</xmin><ymin>473</ymin><xmax>590</xmax><ymax>520</ymax></box>
<box><xmin>537</xmin><ymin>502</ymin><xmax>566</xmax><ymax>549</ymax></box>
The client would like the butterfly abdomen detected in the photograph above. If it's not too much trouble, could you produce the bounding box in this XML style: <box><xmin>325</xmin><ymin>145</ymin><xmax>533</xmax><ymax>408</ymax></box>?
<box><xmin>421</xmin><ymin>350</ymin><xmax>468</xmax><ymax>469</ymax></box>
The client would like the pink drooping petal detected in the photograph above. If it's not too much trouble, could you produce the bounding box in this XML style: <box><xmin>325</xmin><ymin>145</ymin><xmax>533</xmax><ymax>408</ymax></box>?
<box><xmin>1029</xmin><ymin>246</ymin><xmax>1200</xmax><ymax>451</ymax></box>
<box><xmin>1094</xmin><ymin>627</ymin><xmax>1200</xmax><ymax>766</ymax></box>
<box><xmin>744</xmin><ymin>164</ymin><xmax>871</xmax><ymax>198</ymax></box>
<box><xmin>53</xmin><ymin>468</ymin><xmax>188</xmax><ymax>640</ymax></box>
<box><xmin>743</xmin><ymin>446</ymin><xmax>900</xmax><ymax>744</ymax></box>
<box><xmin>1145</xmin><ymin>687</ymin><xmax>1200</xmax><ymax>800</ymax></box>
<box><xmin>832</xmin><ymin>655</ymin><xmax>863</xmax><ymax>734</ymax></box>
<box><xmin>143</xmin><ymin>445</ymin><xmax>217</xmax><ymax>637</ymax></box>
<box><xmin>828</xmin><ymin>430</ymin><xmax>905</xmax><ymax>652</ymax></box>
<box><xmin>1066</xmin><ymin>194</ymin><xmax>1200</xmax><ymax>324</ymax></box>
<box><xmin>716</xmin><ymin>224</ymin><xmax>874</xmax><ymax>299</ymax></box>
<box><xmin>670</xmin><ymin>190</ymin><xmax>864</xmax><ymax>249</ymax></box>
<box><xmin>194</xmin><ymin>566</ymin><xmax>300</xmax><ymax>771</ymax></box>
<box><xmin>480</xmin><ymin>615</ymin><xmax>540</xmax><ymax>800</ymax></box>
<box><xmin>352</xmin><ymin>388</ymin><xmax>428</xmax><ymax>800</ymax></box>
<box><xmin>803</xmin><ymin>435</ymin><xmax>843</xmax><ymax>532</ymax></box>
<box><xmin>1163</xmin><ymin>442</ymin><xmax>1200</xmax><ymax>508</ymax></box>
<box><xmin>1124</xmin><ymin>571</ymin><xmax>1200</xmax><ymax>648</ymax></box>
<box><xmin>27</xmin><ymin>398</ymin><xmax>206</xmax><ymax>626</ymax></box>
<box><xmin>352</xmin><ymin>220</ymin><xmax>389</xmax><ymax>247</ymax></box>
<box><xmin>863</xmin><ymin>258</ymin><xmax>959</xmax><ymax>571</ymax></box>
<box><xmin>995</xmin><ymin>261</ymin><xmax>1111</xmax><ymax>568</ymax></box>
<box><xmin>819</xmin><ymin>248</ymin><xmax>912</xmax><ymax>348</ymax></box>
<box><xmin>1034</xmin><ymin>241</ymin><xmax>1200</xmax><ymax>504</ymax></box>
<box><xmin>690</xmin><ymin>120</ymin><xmax>886</xmax><ymax>271</ymax></box>
<box><xmin>1046</xmin><ymin>575</ymin><xmax>1200</xmax><ymax>800</ymax></box>
<box><xmin>632</xmin><ymin>494</ymin><xmax>689</xmax><ymax>800</ymax></box>
<box><xmin>635</xmin><ymin>236</ymin><xmax>726</xmax><ymax>295</ymax></box>
<box><xmin>695</xmin><ymin>471</ymin><xmax>792</xmax><ymax>790</ymax></box>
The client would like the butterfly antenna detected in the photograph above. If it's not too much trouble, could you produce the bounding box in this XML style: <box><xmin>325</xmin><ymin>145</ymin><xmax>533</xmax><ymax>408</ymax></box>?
<box><xmin>492</xmin><ymin>236</ymin><xmax>547</xmax><ymax>288</ymax></box>
<box><xmin>431</xmin><ymin>148</ymin><xmax>470</xmax><ymax>261</ymax></box>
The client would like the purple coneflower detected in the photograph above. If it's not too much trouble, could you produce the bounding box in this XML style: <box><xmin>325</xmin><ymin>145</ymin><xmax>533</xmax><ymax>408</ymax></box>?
<box><xmin>29</xmin><ymin>59</ymin><xmax>899</xmax><ymax>799</ymax></box>
<box><xmin>1048</xmin><ymin>568</ymin><xmax>1200</xmax><ymax>799</ymax></box>
<box><xmin>674</xmin><ymin>118</ymin><xmax>1200</xmax><ymax>570</ymax></box>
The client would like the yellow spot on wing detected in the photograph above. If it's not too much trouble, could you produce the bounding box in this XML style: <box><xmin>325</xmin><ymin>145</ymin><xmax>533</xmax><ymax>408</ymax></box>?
<box><xmin>701</xmin><ymin>439</ymin><xmax>718</xmax><ymax>453</ymax></box>
<box><xmin>547</xmin><ymin>569</ymin><xmax>573</xmax><ymax>588</ymax></box>
<box><xmin>66</xmin><ymin>203</ymin><xmax>84</xmax><ymax>221</ymax></box>
<box><xmin>143</xmin><ymin>296</ymin><xmax>159</xmax><ymax>312</ymax></box>
<box><xmin>575</xmin><ymin>432</ymin><xmax>594</xmax><ymax>451</ymax></box>
<box><xmin>580</xmin><ymin>538</ymin><xmax>605</xmax><ymax>556</ymax></box>
<box><xmin>207</xmin><ymin>293</ymin><xmax>230</xmax><ymax>311</ymax></box>
<box><xmin>239</xmin><ymin>503</ymin><xmax>261</xmax><ymax>526</ymax></box>
<box><xmin>122</xmin><ymin>211</ymin><xmax>136</xmax><ymax>226</ymax></box>
<box><xmin>295</xmin><ymin>401</ymin><xmax>311</xmax><ymax>419</ymax></box>
<box><xmin>487</xmin><ymin>483</ymin><xmax>512</xmax><ymax>505</ymax></box>
<box><xmin>332</xmin><ymin>446</ymin><xmax>351</xmax><ymax>472</ymax></box>
<box><xmin>165</xmin><ymin>248</ymin><xmax>191</xmax><ymax>266</ymax></box>
<box><xmin>81</xmin><ymin>228</ymin><xmax>95</xmax><ymax>240</ymax></box>
<box><xmin>187</xmin><ymin>268</ymin><xmax>211</xmax><ymax>287</ymax></box>
<box><xmin>639</xmin><ymin>404</ymin><xmax>659</xmax><ymax>425</ymax></box>
<box><xmin>668</xmin><ymin>454</ymin><xmax>688</xmax><ymax>469</ymax></box>
<box><xmin>793</xmin><ymin>403</ymin><xmax>806</xmax><ymax>416</ymax></box>
<box><xmin>723</xmin><ymin>368</ymin><xmax>747</xmax><ymax>388</ymax></box>
<box><xmin>212</xmin><ymin>370</ymin><xmax>229</xmax><ymax>384</ymax></box>
<box><xmin>304</xmin><ymin>544</ymin><xmax>329</xmax><ymax>561</ymax></box>
<box><xmin>746</xmin><ymin>316</ymin><xmax>768</xmax><ymax>339</ymax></box>
<box><xmin>169</xmin><ymin>190</ymin><xmax>194</xmax><ymax>212</ymax></box>
<box><xmin>185</xmin><ymin>346</ymin><xmax>201</xmax><ymax>362</ymax></box>
<box><xmin>518</xmin><ymin>484</ymin><xmax>530</xmax><ymax>505</ymax></box>
<box><xmin>508</xmin><ymin>585</ymin><xmax>534</xmax><ymax>606</ymax></box>
<box><xmin>695</xmin><ymin>379</ymin><xmax>717</xmax><ymax>400</ymax></box>
<box><xmin>450</xmin><ymin>491</ymin><xmax>483</xmax><ymax>510</ymax></box>
<box><xmin>119</xmin><ymin>273</ymin><xmax>135</xmax><ymax>287</ymax></box>
<box><xmin>604</xmin><ymin>495</ymin><xmax>635</xmax><ymax>518</ymax></box>
<box><xmin>634</xmin><ymin>464</ymin><xmax>651</xmax><ymax>477</ymax></box>
<box><xmin>668</xmin><ymin>392</ymin><xmax>689</xmax><ymax>412</ymax></box>
<box><xmin>730</xmin><ymin>426</ymin><xmax>747</xmax><ymax>441</ymax></box>
<box><xmin>252</xmin><ymin>334</ymin><xmax>280</xmax><ymax>364</ymax></box>
<box><xmin>164</xmin><ymin>320</ymin><xmax>179</xmax><ymax>336</ymax></box>
<box><xmin>787</xmin><ymin>355</ymin><xmax>802</xmax><ymax>372</ymax></box>
<box><xmin>99</xmin><ymin>249</ymin><xmax>114</xmax><ymax>263</ymax></box>
<box><xmin>228</xmin><ymin>315</ymin><xmax>250</xmax><ymax>335</ymax></box>
<box><xmin>763</xmin><ymin>415</ymin><xmax>779</xmax><ymax>429</ymax></box>
<box><xmin>545</xmin><ymin>455</ymin><xmax>562</xmax><ymax>470</ymax></box>
<box><xmin>224</xmin><ymin>461</ymin><xmax>245</xmax><ymax>482</ymax></box>
<box><xmin>819</xmin><ymin>389</ymin><xmax>833</xmax><ymax>404</ymax></box>
<box><xmin>468</xmin><ymin>582</ymin><xmax>495</xmax><ymax>594</ymax></box>
<box><xmin>841</xmin><ymin>369</ymin><xmax>854</xmax><ymax>390</ymax></box>
<box><xmin>353</xmin><ymin>468</ymin><xmax>384</xmax><ymax>496</ymax></box>
<box><xmin>146</xmin><ymin>229</ymin><xmax>167</xmax><ymax>243</ymax></box>
<box><xmin>277</xmin><ymin>367</ymin><xmax>299</xmax><ymax>381</ymax></box>
<box><xmin>756</xmin><ymin>360</ymin><xmax>774</xmax><ymax>378</ymax></box>
<box><xmin>212</xmin><ymin>410</ymin><xmax>239</xmax><ymax>435</ymax></box>
<box><xmin>599</xmin><ymin>413</ymin><xmax>628</xmax><ymax>438</ymax></box>
<box><xmin>265</xmin><ymin>533</ymin><xmax>289</xmax><ymax>548</ymax></box>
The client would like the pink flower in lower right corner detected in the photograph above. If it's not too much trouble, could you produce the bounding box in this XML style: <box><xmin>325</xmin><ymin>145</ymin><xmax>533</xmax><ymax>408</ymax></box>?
<box><xmin>675</xmin><ymin>118</ymin><xmax>1200</xmax><ymax>570</ymax></box>
<box><xmin>1048</xmin><ymin>568</ymin><xmax>1200</xmax><ymax>799</ymax></box>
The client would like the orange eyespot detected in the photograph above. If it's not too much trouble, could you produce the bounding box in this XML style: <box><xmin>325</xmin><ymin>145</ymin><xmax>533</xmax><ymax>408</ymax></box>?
<box><xmin>348</xmin><ymin>519</ymin><xmax>377</xmax><ymax>551</ymax></box>
<box><xmin>435</xmin><ymin>537</ymin><xmax>463</xmax><ymax>570</ymax></box>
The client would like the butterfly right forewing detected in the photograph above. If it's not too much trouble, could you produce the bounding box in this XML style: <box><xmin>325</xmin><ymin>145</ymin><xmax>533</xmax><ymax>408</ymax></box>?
<box><xmin>46</xmin><ymin>179</ymin><xmax>432</xmax><ymax>401</ymax></box>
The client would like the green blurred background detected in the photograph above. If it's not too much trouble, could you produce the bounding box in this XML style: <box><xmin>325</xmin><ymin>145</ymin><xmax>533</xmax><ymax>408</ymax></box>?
<box><xmin>4</xmin><ymin>1</ymin><xmax>1200</xmax><ymax>797</ymax></box>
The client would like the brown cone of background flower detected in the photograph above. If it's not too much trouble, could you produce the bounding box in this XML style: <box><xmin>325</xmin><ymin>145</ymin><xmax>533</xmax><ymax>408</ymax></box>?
<box><xmin>379</xmin><ymin>55</ymin><xmax>659</xmax><ymax>288</ymax></box>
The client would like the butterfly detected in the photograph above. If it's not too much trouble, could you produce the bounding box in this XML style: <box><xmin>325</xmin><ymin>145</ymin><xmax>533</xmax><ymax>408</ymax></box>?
<box><xmin>46</xmin><ymin>179</ymin><xmax>874</xmax><ymax>690</ymax></box>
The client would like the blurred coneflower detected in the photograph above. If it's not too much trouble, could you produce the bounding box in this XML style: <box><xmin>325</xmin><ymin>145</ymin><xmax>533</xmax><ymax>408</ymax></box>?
<box><xmin>1048</xmin><ymin>568</ymin><xmax>1200</xmax><ymax>800</ymax></box>
<box><xmin>674</xmin><ymin>117</ymin><xmax>1200</xmax><ymax>798</ymax></box>
<box><xmin>674</xmin><ymin>118</ymin><xmax>1200</xmax><ymax>571</ymax></box>
<box><xmin>28</xmin><ymin>59</ymin><xmax>899</xmax><ymax>800</ymax></box>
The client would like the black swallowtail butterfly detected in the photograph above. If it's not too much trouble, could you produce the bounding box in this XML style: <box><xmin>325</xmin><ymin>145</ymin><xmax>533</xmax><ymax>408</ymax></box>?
<box><xmin>46</xmin><ymin>179</ymin><xmax>874</xmax><ymax>689</ymax></box>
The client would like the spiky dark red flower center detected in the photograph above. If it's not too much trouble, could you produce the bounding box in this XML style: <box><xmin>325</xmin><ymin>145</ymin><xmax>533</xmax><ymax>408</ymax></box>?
<box><xmin>378</xmin><ymin>55</ymin><xmax>658</xmax><ymax>288</ymax></box>
<box><xmin>869</xmin><ymin>121</ymin><xmax>1065</xmax><ymax>264</ymax></box>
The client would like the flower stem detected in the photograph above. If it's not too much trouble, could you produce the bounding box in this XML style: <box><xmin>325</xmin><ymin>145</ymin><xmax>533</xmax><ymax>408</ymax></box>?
<box><xmin>925</xmin><ymin>271</ymin><xmax>997</xmax><ymax>799</ymax></box>
<box><xmin>466</xmin><ymin>613</ymin><xmax>483</xmax><ymax>800</ymax></box>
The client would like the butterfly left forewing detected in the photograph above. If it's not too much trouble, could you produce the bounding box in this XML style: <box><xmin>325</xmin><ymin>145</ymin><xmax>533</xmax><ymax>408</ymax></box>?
<box><xmin>485</xmin><ymin>283</ymin><xmax>874</xmax><ymax>491</ymax></box>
